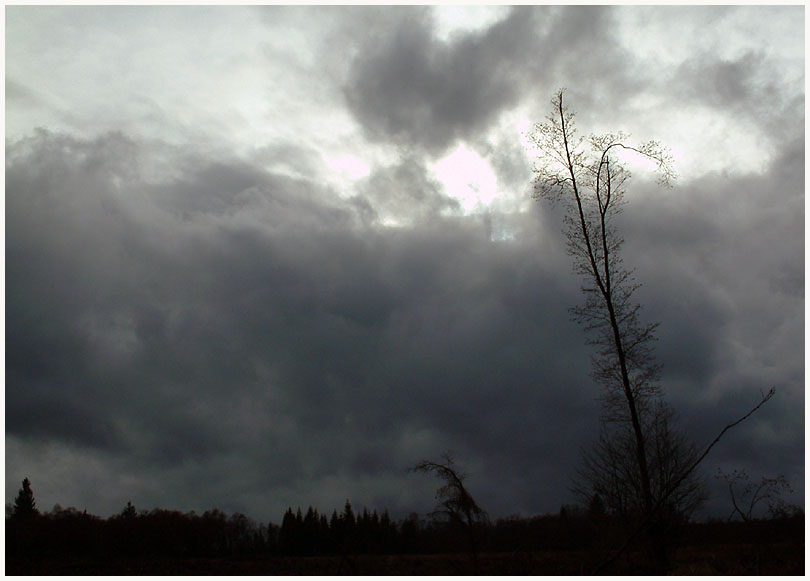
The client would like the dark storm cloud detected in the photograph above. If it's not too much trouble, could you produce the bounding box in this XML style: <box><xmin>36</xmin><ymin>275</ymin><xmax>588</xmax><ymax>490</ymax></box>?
<box><xmin>610</xmin><ymin>135</ymin><xmax>804</xmax><ymax>513</ymax></box>
<box><xmin>7</xmin><ymin>393</ymin><xmax>121</xmax><ymax>451</ymax></box>
<box><xmin>7</xmin><ymin>131</ymin><xmax>361</xmax><ymax>450</ymax></box>
<box><xmin>5</xmin><ymin>5</ymin><xmax>803</xmax><ymax>521</ymax></box>
<box><xmin>6</xmin><ymin>129</ymin><xmax>603</xmax><ymax>518</ymax></box>
<box><xmin>6</xmin><ymin>121</ymin><xmax>804</xmax><ymax>519</ymax></box>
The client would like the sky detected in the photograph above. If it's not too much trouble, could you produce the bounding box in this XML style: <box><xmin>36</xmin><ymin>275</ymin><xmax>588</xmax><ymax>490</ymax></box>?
<box><xmin>5</xmin><ymin>5</ymin><xmax>804</xmax><ymax>524</ymax></box>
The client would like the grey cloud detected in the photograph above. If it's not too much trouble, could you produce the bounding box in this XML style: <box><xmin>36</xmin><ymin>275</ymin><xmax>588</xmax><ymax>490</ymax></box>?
<box><xmin>7</xmin><ymin>393</ymin><xmax>121</xmax><ymax>451</ymax></box>
<box><xmin>681</xmin><ymin>52</ymin><xmax>768</xmax><ymax>108</ymax></box>
<box><xmin>5</xmin><ymin>6</ymin><xmax>803</xmax><ymax>524</ymax></box>
<box><xmin>354</xmin><ymin>155</ymin><xmax>460</xmax><ymax>223</ymax></box>
<box><xmin>5</xmin><ymin>78</ymin><xmax>44</xmax><ymax>107</ymax></box>
<box><xmin>343</xmin><ymin>6</ymin><xmax>651</xmax><ymax>157</ymax></box>
<box><xmin>666</xmin><ymin>48</ymin><xmax>804</xmax><ymax>147</ymax></box>
<box><xmin>343</xmin><ymin>7</ymin><xmax>541</xmax><ymax>155</ymax></box>
<box><xmin>7</xmin><ymin>130</ymin><xmax>602</xmax><ymax>520</ymax></box>
<box><xmin>534</xmin><ymin>7</ymin><xmax>645</xmax><ymax>105</ymax></box>
<box><xmin>608</xmin><ymin>137</ymin><xmax>805</xmax><ymax>514</ymax></box>
<box><xmin>6</xmin><ymin>125</ymin><xmax>803</xmax><ymax>520</ymax></box>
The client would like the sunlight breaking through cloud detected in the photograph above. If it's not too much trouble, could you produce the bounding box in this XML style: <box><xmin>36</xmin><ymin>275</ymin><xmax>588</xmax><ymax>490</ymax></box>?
<box><xmin>431</xmin><ymin>144</ymin><xmax>499</xmax><ymax>214</ymax></box>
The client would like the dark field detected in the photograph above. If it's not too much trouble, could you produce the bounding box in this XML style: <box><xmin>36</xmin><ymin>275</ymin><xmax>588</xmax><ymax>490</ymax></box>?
<box><xmin>8</xmin><ymin>540</ymin><xmax>804</xmax><ymax>575</ymax></box>
<box><xmin>7</xmin><ymin>510</ymin><xmax>803</xmax><ymax>575</ymax></box>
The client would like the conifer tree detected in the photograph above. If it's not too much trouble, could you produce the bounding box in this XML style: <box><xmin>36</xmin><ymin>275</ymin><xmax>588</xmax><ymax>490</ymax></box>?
<box><xmin>12</xmin><ymin>477</ymin><xmax>39</xmax><ymax>519</ymax></box>
<box><xmin>342</xmin><ymin>499</ymin><xmax>355</xmax><ymax>527</ymax></box>
<box><xmin>120</xmin><ymin>500</ymin><xmax>137</xmax><ymax>519</ymax></box>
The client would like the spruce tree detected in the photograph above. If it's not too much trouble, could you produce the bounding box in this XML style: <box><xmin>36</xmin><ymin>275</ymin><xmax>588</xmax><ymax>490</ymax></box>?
<box><xmin>12</xmin><ymin>477</ymin><xmax>39</xmax><ymax>519</ymax></box>
<box><xmin>342</xmin><ymin>499</ymin><xmax>355</xmax><ymax>527</ymax></box>
<box><xmin>120</xmin><ymin>500</ymin><xmax>137</xmax><ymax>519</ymax></box>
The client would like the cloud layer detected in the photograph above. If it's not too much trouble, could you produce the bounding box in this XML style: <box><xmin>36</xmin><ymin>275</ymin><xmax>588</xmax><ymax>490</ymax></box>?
<box><xmin>6</xmin><ymin>6</ymin><xmax>804</xmax><ymax>522</ymax></box>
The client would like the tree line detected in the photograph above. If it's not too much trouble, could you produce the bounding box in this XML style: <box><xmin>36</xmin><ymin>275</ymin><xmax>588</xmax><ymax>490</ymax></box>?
<box><xmin>7</xmin><ymin>475</ymin><xmax>801</xmax><ymax>573</ymax></box>
<box><xmin>5</xmin><ymin>478</ymin><xmax>601</xmax><ymax>562</ymax></box>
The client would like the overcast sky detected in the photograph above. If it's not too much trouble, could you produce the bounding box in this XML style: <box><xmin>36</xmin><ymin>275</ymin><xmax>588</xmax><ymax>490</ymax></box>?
<box><xmin>5</xmin><ymin>5</ymin><xmax>804</xmax><ymax>523</ymax></box>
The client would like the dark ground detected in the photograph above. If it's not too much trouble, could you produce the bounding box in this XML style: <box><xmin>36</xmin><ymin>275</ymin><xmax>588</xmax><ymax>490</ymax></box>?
<box><xmin>7</xmin><ymin>541</ymin><xmax>804</xmax><ymax>575</ymax></box>
<box><xmin>7</xmin><ymin>510</ymin><xmax>804</xmax><ymax>575</ymax></box>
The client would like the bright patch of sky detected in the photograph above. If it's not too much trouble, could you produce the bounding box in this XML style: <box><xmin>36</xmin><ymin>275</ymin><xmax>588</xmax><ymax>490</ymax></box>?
<box><xmin>432</xmin><ymin>5</ymin><xmax>510</xmax><ymax>43</ymax></box>
<box><xmin>324</xmin><ymin>154</ymin><xmax>372</xmax><ymax>192</ymax></box>
<box><xmin>658</xmin><ymin>110</ymin><xmax>771</xmax><ymax>178</ymax></box>
<box><xmin>613</xmin><ymin>5</ymin><xmax>802</xmax><ymax>178</ymax></box>
<box><xmin>431</xmin><ymin>144</ymin><xmax>499</xmax><ymax>214</ymax></box>
<box><xmin>616</xmin><ymin>6</ymin><xmax>803</xmax><ymax>71</ymax></box>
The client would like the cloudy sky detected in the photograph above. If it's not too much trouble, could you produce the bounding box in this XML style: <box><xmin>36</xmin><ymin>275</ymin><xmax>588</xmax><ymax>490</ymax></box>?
<box><xmin>5</xmin><ymin>5</ymin><xmax>804</xmax><ymax>523</ymax></box>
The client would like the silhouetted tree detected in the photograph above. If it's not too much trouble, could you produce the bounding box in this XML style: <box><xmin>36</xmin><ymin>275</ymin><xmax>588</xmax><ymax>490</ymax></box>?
<box><xmin>225</xmin><ymin>513</ymin><xmax>250</xmax><ymax>554</ymax></box>
<box><xmin>316</xmin><ymin>511</ymin><xmax>330</xmax><ymax>554</ymax></box>
<box><xmin>530</xmin><ymin>89</ymin><xmax>774</xmax><ymax>572</ymax></box>
<box><xmin>715</xmin><ymin>469</ymin><xmax>797</xmax><ymax>574</ymax></box>
<box><xmin>717</xmin><ymin>469</ymin><xmax>794</xmax><ymax>522</ymax></box>
<box><xmin>412</xmin><ymin>453</ymin><xmax>488</xmax><ymax>572</ymax></box>
<box><xmin>279</xmin><ymin>507</ymin><xmax>302</xmax><ymax>555</ymax></box>
<box><xmin>339</xmin><ymin>499</ymin><xmax>356</xmax><ymax>551</ymax></box>
<box><xmin>265</xmin><ymin>521</ymin><xmax>280</xmax><ymax>554</ymax></box>
<box><xmin>200</xmin><ymin>508</ymin><xmax>228</xmax><ymax>555</ymax></box>
<box><xmin>531</xmin><ymin>89</ymin><xmax>676</xmax><ymax>534</ymax></box>
<box><xmin>398</xmin><ymin>512</ymin><xmax>421</xmax><ymax>554</ymax></box>
<box><xmin>588</xmin><ymin>494</ymin><xmax>606</xmax><ymax>521</ymax></box>
<box><xmin>573</xmin><ymin>402</ymin><xmax>705</xmax><ymax>527</ymax></box>
<box><xmin>12</xmin><ymin>478</ymin><xmax>39</xmax><ymax>520</ymax></box>
<box><xmin>120</xmin><ymin>501</ymin><xmax>137</xmax><ymax>519</ymax></box>
<box><xmin>342</xmin><ymin>499</ymin><xmax>355</xmax><ymax>528</ymax></box>
<box><xmin>374</xmin><ymin>509</ymin><xmax>394</xmax><ymax>554</ymax></box>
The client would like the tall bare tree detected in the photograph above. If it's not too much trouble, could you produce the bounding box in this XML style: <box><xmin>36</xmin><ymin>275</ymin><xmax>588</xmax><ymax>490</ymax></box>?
<box><xmin>530</xmin><ymin>87</ymin><xmax>675</xmax><ymax>521</ymax></box>
<box><xmin>529</xmin><ymin>89</ymin><xmax>773</xmax><ymax>570</ymax></box>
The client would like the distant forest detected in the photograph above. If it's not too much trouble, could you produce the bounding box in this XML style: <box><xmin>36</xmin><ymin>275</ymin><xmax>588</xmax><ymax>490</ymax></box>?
<box><xmin>6</xmin><ymin>478</ymin><xmax>804</xmax><ymax>575</ymax></box>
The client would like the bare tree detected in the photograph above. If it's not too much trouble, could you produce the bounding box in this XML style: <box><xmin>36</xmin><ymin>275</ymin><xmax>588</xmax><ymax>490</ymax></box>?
<box><xmin>412</xmin><ymin>453</ymin><xmax>488</xmax><ymax>572</ymax></box>
<box><xmin>714</xmin><ymin>468</ymin><xmax>796</xmax><ymax>574</ymax></box>
<box><xmin>575</xmin><ymin>402</ymin><xmax>705</xmax><ymax>520</ymax></box>
<box><xmin>530</xmin><ymin>89</ymin><xmax>678</xmax><ymax>563</ymax></box>
<box><xmin>529</xmin><ymin>89</ymin><xmax>773</xmax><ymax>571</ymax></box>
<box><xmin>716</xmin><ymin>468</ymin><xmax>794</xmax><ymax>522</ymax></box>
